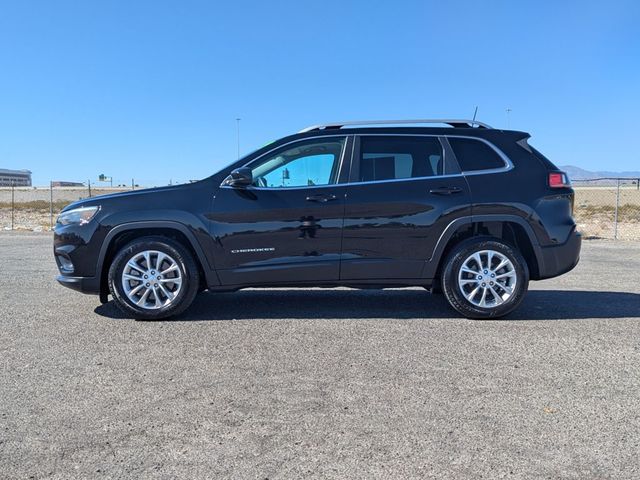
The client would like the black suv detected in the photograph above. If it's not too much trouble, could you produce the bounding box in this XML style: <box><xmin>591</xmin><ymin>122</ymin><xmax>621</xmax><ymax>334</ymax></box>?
<box><xmin>54</xmin><ymin>119</ymin><xmax>581</xmax><ymax>320</ymax></box>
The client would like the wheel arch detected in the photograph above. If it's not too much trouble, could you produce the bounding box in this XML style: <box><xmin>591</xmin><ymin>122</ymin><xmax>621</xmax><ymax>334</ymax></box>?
<box><xmin>97</xmin><ymin>221</ymin><xmax>218</xmax><ymax>301</ymax></box>
<box><xmin>426</xmin><ymin>215</ymin><xmax>545</xmax><ymax>282</ymax></box>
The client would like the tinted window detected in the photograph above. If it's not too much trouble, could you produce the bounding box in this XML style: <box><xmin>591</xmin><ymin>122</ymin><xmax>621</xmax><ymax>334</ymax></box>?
<box><xmin>358</xmin><ymin>136</ymin><xmax>444</xmax><ymax>182</ymax></box>
<box><xmin>448</xmin><ymin>137</ymin><xmax>505</xmax><ymax>171</ymax></box>
<box><xmin>251</xmin><ymin>138</ymin><xmax>345</xmax><ymax>188</ymax></box>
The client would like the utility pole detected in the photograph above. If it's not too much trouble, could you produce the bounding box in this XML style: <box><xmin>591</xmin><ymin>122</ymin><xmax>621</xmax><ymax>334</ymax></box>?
<box><xmin>87</xmin><ymin>179</ymin><xmax>92</xmax><ymax>197</ymax></box>
<box><xmin>236</xmin><ymin>118</ymin><xmax>241</xmax><ymax>160</ymax></box>
<box><xmin>614</xmin><ymin>178</ymin><xmax>620</xmax><ymax>240</ymax></box>
<box><xmin>49</xmin><ymin>181</ymin><xmax>53</xmax><ymax>230</ymax></box>
<box><xmin>10</xmin><ymin>180</ymin><xmax>14</xmax><ymax>230</ymax></box>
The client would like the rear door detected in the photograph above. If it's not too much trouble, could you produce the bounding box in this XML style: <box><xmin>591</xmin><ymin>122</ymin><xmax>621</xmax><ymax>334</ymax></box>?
<box><xmin>340</xmin><ymin>135</ymin><xmax>471</xmax><ymax>280</ymax></box>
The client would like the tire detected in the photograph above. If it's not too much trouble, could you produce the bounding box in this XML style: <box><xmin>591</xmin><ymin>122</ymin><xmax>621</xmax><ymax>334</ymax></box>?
<box><xmin>441</xmin><ymin>237</ymin><xmax>529</xmax><ymax>319</ymax></box>
<box><xmin>108</xmin><ymin>236</ymin><xmax>200</xmax><ymax>320</ymax></box>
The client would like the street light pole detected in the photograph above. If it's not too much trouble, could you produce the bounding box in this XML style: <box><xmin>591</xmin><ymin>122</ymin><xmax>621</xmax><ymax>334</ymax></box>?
<box><xmin>236</xmin><ymin>118</ymin><xmax>241</xmax><ymax>160</ymax></box>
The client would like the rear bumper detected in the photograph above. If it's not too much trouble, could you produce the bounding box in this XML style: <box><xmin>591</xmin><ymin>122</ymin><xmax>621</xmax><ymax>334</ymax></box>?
<box><xmin>56</xmin><ymin>275</ymin><xmax>100</xmax><ymax>295</ymax></box>
<box><xmin>536</xmin><ymin>230</ymin><xmax>582</xmax><ymax>280</ymax></box>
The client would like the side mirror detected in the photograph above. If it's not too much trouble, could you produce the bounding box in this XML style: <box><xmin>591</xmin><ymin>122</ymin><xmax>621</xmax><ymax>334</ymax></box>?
<box><xmin>224</xmin><ymin>167</ymin><xmax>253</xmax><ymax>187</ymax></box>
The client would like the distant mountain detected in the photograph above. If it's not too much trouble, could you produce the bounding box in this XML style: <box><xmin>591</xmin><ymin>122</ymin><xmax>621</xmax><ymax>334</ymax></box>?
<box><xmin>560</xmin><ymin>165</ymin><xmax>640</xmax><ymax>180</ymax></box>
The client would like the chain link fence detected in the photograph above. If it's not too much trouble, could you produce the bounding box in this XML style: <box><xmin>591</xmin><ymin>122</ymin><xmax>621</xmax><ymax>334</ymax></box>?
<box><xmin>573</xmin><ymin>178</ymin><xmax>640</xmax><ymax>240</ymax></box>
<box><xmin>2</xmin><ymin>178</ymin><xmax>640</xmax><ymax>240</ymax></box>
<box><xmin>0</xmin><ymin>182</ymin><xmax>132</xmax><ymax>231</ymax></box>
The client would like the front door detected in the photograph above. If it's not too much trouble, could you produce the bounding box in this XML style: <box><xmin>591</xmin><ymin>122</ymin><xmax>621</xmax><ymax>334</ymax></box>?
<box><xmin>210</xmin><ymin>136</ymin><xmax>350</xmax><ymax>286</ymax></box>
<box><xmin>340</xmin><ymin>135</ymin><xmax>472</xmax><ymax>280</ymax></box>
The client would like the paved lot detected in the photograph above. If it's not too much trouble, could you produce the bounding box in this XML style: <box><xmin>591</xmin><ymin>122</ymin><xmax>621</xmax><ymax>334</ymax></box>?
<box><xmin>1</xmin><ymin>233</ymin><xmax>639</xmax><ymax>479</ymax></box>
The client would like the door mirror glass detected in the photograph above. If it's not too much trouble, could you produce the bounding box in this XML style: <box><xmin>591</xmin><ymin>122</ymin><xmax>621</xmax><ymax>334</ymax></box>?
<box><xmin>224</xmin><ymin>167</ymin><xmax>253</xmax><ymax>187</ymax></box>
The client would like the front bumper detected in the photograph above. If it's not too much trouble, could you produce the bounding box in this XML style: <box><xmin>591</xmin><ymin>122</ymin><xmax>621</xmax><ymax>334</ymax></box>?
<box><xmin>56</xmin><ymin>274</ymin><xmax>100</xmax><ymax>295</ymax></box>
<box><xmin>537</xmin><ymin>230</ymin><xmax>582</xmax><ymax>280</ymax></box>
<box><xmin>54</xmin><ymin>219</ymin><xmax>107</xmax><ymax>296</ymax></box>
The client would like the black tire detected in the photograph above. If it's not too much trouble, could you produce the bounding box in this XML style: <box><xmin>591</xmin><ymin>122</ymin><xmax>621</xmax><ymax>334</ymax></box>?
<box><xmin>441</xmin><ymin>237</ymin><xmax>529</xmax><ymax>319</ymax></box>
<box><xmin>108</xmin><ymin>236</ymin><xmax>200</xmax><ymax>320</ymax></box>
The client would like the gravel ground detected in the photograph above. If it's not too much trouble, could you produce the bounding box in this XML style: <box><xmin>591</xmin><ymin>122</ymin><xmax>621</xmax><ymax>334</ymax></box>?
<box><xmin>1</xmin><ymin>233</ymin><xmax>639</xmax><ymax>479</ymax></box>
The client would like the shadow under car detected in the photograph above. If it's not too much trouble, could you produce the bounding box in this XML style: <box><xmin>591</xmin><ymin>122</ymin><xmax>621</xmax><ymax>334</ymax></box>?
<box><xmin>94</xmin><ymin>289</ymin><xmax>640</xmax><ymax>322</ymax></box>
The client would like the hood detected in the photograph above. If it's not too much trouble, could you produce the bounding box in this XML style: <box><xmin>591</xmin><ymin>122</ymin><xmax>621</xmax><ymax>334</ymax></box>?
<box><xmin>60</xmin><ymin>183</ymin><xmax>193</xmax><ymax>213</ymax></box>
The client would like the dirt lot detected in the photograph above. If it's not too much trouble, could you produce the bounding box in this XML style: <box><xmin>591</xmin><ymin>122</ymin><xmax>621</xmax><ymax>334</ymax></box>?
<box><xmin>0</xmin><ymin>187</ymin><xmax>130</xmax><ymax>231</ymax></box>
<box><xmin>573</xmin><ymin>187</ymin><xmax>640</xmax><ymax>240</ymax></box>
<box><xmin>1</xmin><ymin>233</ymin><xmax>639</xmax><ymax>479</ymax></box>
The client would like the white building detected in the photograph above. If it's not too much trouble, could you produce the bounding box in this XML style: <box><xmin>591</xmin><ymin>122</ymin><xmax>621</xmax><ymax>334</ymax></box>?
<box><xmin>0</xmin><ymin>168</ymin><xmax>32</xmax><ymax>187</ymax></box>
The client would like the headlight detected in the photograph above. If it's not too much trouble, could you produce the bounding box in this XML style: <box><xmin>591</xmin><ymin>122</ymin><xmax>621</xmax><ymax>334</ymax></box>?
<box><xmin>56</xmin><ymin>206</ymin><xmax>100</xmax><ymax>226</ymax></box>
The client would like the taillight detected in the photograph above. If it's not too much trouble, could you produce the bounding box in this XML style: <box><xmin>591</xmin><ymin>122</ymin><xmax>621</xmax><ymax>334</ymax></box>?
<box><xmin>549</xmin><ymin>172</ymin><xmax>570</xmax><ymax>188</ymax></box>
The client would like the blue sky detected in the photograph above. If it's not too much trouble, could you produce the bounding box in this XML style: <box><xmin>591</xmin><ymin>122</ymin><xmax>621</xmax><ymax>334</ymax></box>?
<box><xmin>1</xmin><ymin>1</ymin><xmax>639</xmax><ymax>186</ymax></box>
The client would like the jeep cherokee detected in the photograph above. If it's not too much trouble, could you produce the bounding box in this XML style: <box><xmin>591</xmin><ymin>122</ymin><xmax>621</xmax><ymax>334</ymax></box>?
<box><xmin>53</xmin><ymin>119</ymin><xmax>581</xmax><ymax>319</ymax></box>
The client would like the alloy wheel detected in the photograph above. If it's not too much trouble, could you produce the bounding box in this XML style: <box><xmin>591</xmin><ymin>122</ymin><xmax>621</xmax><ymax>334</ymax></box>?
<box><xmin>457</xmin><ymin>249</ymin><xmax>517</xmax><ymax>308</ymax></box>
<box><xmin>121</xmin><ymin>250</ymin><xmax>183</xmax><ymax>310</ymax></box>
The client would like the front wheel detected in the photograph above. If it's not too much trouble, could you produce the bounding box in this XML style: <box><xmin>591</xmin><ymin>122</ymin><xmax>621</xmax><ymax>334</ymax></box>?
<box><xmin>441</xmin><ymin>237</ymin><xmax>529</xmax><ymax>319</ymax></box>
<box><xmin>108</xmin><ymin>236</ymin><xmax>200</xmax><ymax>320</ymax></box>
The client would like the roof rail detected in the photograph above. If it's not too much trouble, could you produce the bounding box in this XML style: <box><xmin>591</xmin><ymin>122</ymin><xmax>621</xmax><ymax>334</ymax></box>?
<box><xmin>299</xmin><ymin>119</ymin><xmax>493</xmax><ymax>133</ymax></box>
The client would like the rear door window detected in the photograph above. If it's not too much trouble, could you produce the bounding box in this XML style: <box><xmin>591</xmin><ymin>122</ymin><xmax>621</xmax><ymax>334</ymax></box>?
<box><xmin>357</xmin><ymin>136</ymin><xmax>447</xmax><ymax>182</ymax></box>
<box><xmin>448</xmin><ymin>137</ymin><xmax>506</xmax><ymax>172</ymax></box>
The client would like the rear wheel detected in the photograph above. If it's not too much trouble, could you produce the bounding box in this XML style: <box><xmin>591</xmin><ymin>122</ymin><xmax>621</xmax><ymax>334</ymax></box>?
<box><xmin>108</xmin><ymin>236</ymin><xmax>199</xmax><ymax>320</ymax></box>
<box><xmin>441</xmin><ymin>237</ymin><xmax>529</xmax><ymax>319</ymax></box>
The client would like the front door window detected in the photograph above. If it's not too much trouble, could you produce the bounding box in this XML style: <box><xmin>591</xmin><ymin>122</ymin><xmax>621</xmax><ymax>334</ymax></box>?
<box><xmin>251</xmin><ymin>138</ymin><xmax>346</xmax><ymax>188</ymax></box>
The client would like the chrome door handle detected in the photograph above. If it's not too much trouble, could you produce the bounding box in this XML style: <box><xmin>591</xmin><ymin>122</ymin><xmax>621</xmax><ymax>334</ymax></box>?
<box><xmin>429</xmin><ymin>186</ymin><xmax>462</xmax><ymax>195</ymax></box>
<box><xmin>306</xmin><ymin>194</ymin><xmax>338</xmax><ymax>203</ymax></box>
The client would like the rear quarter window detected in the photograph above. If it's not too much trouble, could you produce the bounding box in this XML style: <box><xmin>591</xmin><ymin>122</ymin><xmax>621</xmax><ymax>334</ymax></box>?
<box><xmin>448</xmin><ymin>137</ymin><xmax>506</xmax><ymax>172</ymax></box>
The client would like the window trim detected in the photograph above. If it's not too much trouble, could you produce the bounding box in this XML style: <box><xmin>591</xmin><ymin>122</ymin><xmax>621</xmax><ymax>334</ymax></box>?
<box><xmin>220</xmin><ymin>133</ymin><xmax>514</xmax><ymax>190</ymax></box>
<box><xmin>346</xmin><ymin>134</ymin><xmax>513</xmax><ymax>186</ymax></box>
<box><xmin>220</xmin><ymin>135</ymin><xmax>352</xmax><ymax>191</ymax></box>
